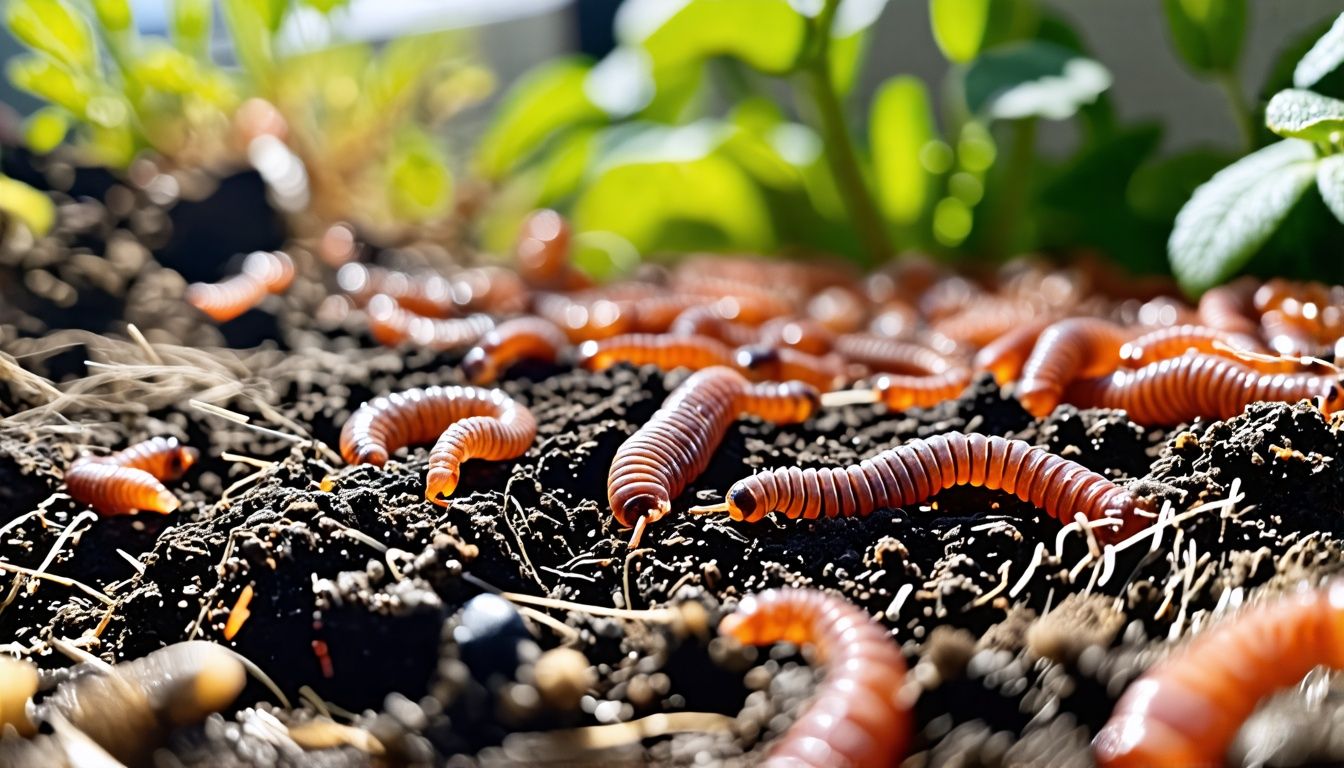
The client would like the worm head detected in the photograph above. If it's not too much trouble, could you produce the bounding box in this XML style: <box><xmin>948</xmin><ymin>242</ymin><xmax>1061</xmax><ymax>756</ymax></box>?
<box><xmin>460</xmin><ymin>348</ymin><xmax>494</xmax><ymax>385</ymax></box>
<box><xmin>726</xmin><ymin>482</ymin><xmax>759</xmax><ymax>523</ymax></box>
<box><xmin>426</xmin><ymin>467</ymin><xmax>460</xmax><ymax>506</ymax></box>
<box><xmin>165</xmin><ymin>445</ymin><xmax>200</xmax><ymax>480</ymax></box>
<box><xmin>139</xmin><ymin>642</ymin><xmax>247</xmax><ymax>727</ymax></box>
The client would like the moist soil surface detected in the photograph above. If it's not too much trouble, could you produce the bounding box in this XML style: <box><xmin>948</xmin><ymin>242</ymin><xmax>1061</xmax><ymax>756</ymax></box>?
<box><xmin>4</xmin><ymin>198</ymin><xmax>1344</xmax><ymax>767</ymax></box>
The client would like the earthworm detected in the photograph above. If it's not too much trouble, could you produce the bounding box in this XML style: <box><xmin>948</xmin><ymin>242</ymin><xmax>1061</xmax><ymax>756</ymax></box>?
<box><xmin>449</xmin><ymin>266</ymin><xmax>530</xmax><ymax>315</ymax></box>
<box><xmin>626</xmin><ymin>293</ymin><xmax>710</xmax><ymax>333</ymax></box>
<box><xmin>1196</xmin><ymin>276</ymin><xmax>1259</xmax><ymax>336</ymax></box>
<box><xmin>1119</xmin><ymin>324</ymin><xmax>1269</xmax><ymax>368</ymax></box>
<box><xmin>669</xmin><ymin>304</ymin><xmax>761</xmax><ymax>347</ymax></box>
<box><xmin>1093</xmin><ymin>580</ymin><xmax>1344</xmax><ymax>768</ymax></box>
<box><xmin>735</xmin><ymin>345</ymin><xmax>852</xmax><ymax>390</ymax></box>
<box><xmin>1260</xmin><ymin>308</ymin><xmax>1318</xmax><ymax>356</ymax></box>
<box><xmin>1064</xmin><ymin>354</ymin><xmax>1344</xmax><ymax>426</ymax></box>
<box><xmin>1133</xmin><ymin>296</ymin><xmax>1199</xmax><ymax>328</ymax></box>
<box><xmin>676</xmin><ymin>256</ymin><xmax>855</xmax><ymax>295</ymax></box>
<box><xmin>1016</xmin><ymin>318</ymin><xmax>1132</xmax><ymax>417</ymax></box>
<box><xmin>870</xmin><ymin>368</ymin><xmax>973</xmax><ymax>410</ymax></box>
<box><xmin>336</xmin><ymin>263</ymin><xmax>457</xmax><ymax>317</ymax></box>
<box><xmin>863</xmin><ymin>255</ymin><xmax>945</xmax><ymax>306</ymax></box>
<box><xmin>807</xmin><ymin>286</ymin><xmax>869</xmax><ymax>333</ymax></box>
<box><xmin>720</xmin><ymin>589</ymin><xmax>910</xmax><ymax>768</ymax></box>
<box><xmin>608</xmin><ymin>367</ymin><xmax>819</xmax><ymax>546</ymax></box>
<box><xmin>671</xmin><ymin>274</ymin><xmax>794</xmax><ymax>323</ymax></box>
<box><xmin>865</xmin><ymin>303</ymin><xmax>920</xmax><ymax>341</ymax></box>
<box><xmin>759</xmin><ymin>316</ymin><xmax>837</xmax><ymax>355</ymax></box>
<box><xmin>186</xmin><ymin>251</ymin><xmax>294</xmax><ymax>322</ymax></box>
<box><xmin>340</xmin><ymin>385</ymin><xmax>536</xmax><ymax>505</ymax></box>
<box><xmin>65</xmin><ymin>436</ymin><xmax>198</xmax><ymax>516</ymax></box>
<box><xmin>365</xmin><ymin>294</ymin><xmax>494</xmax><ymax>351</ymax></box>
<box><xmin>461</xmin><ymin>317</ymin><xmax>569</xmax><ymax>384</ymax></box>
<box><xmin>533</xmin><ymin>291</ymin><xmax>631</xmax><ymax>342</ymax></box>
<box><xmin>972</xmin><ymin>317</ymin><xmax>1056</xmax><ymax>385</ymax></box>
<box><xmin>693</xmin><ymin>432</ymin><xmax>1147</xmax><ymax>542</ymax></box>
<box><xmin>833</xmin><ymin>334</ymin><xmax>957</xmax><ymax>376</ymax></box>
<box><xmin>578</xmin><ymin>334</ymin><xmax>736</xmax><ymax>373</ymax></box>
<box><xmin>933</xmin><ymin>297</ymin><xmax>1043</xmax><ymax>347</ymax></box>
<box><xmin>515</xmin><ymin>209</ymin><xmax>572</xmax><ymax>287</ymax></box>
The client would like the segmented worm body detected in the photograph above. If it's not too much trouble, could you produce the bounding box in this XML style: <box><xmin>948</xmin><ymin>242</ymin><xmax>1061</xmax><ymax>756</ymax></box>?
<box><xmin>721</xmin><ymin>589</ymin><xmax>910</xmax><ymax>768</ymax></box>
<box><xmin>866</xmin><ymin>303</ymin><xmax>920</xmax><ymax>341</ymax></box>
<box><xmin>758</xmin><ymin>317</ymin><xmax>836</xmax><ymax>355</ymax></box>
<box><xmin>449</xmin><ymin>266</ymin><xmax>530</xmax><ymax>315</ymax></box>
<box><xmin>534</xmin><ymin>291</ymin><xmax>631</xmax><ymax>342</ymax></box>
<box><xmin>704</xmin><ymin>432</ymin><xmax>1147</xmax><ymax>542</ymax></box>
<box><xmin>1065</xmin><ymin>354</ymin><xmax>1344</xmax><ymax>426</ymax></box>
<box><xmin>1196</xmin><ymin>277</ymin><xmax>1259</xmax><ymax>336</ymax></box>
<box><xmin>1260</xmin><ymin>309</ymin><xmax>1318</xmax><ymax>356</ymax></box>
<box><xmin>871</xmin><ymin>369</ymin><xmax>972</xmax><ymax>410</ymax></box>
<box><xmin>807</xmin><ymin>286</ymin><xmax>868</xmax><ymax>333</ymax></box>
<box><xmin>972</xmin><ymin>317</ymin><xmax>1055</xmax><ymax>385</ymax></box>
<box><xmin>340</xmin><ymin>386</ymin><xmax>536</xmax><ymax>504</ymax></box>
<box><xmin>186</xmin><ymin>251</ymin><xmax>294</xmax><ymax>322</ymax></box>
<box><xmin>366</xmin><ymin>294</ymin><xmax>494</xmax><ymax>351</ymax></box>
<box><xmin>337</xmin><ymin>264</ymin><xmax>457</xmax><ymax>318</ymax></box>
<box><xmin>625</xmin><ymin>294</ymin><xmax>709</xmax><ymax>333</ymax></box>
<box><xmin>65</xmin><ymin>437</ymin><xmax>198</xmax><ymax>516</ymax></box>
<box><xmin>608</xmin><ymin>367</ymin><xmax>819</xmax><ymax>545</ymax></box>
<box><xmin>934</xmin><ymin>298</ymin><xmax>1046</xmax><ymax>348</ymax></box>
<box><xmin>1119</xmin><ymin>324</ymin><xmax>1269</xmax><ymax>368</ymax></box>
<box><xmin>1093</xmin><ymin>580</ymin><xmax>1344</xmax><ymax>768</ymax></box>
<box><xmin>669</xmin><ymin>304</ymin><xmax>761</xmax><ymax>347</ymax></box>
<box><xmin>1017</xmin><ymin>318</ymin><xmax>1132</xmax><ymax>417</ymax></box>
<box><xmin>833</xmin><ymin>334</ymin><xmax>956</xmax><ymax>376</ymax></box>
<box><xmin>461</xmin><ymin>317</ymin><xmax>569</xmax><ymax>384</ymax></box>
<box><xmin>735</xmin><ymin>345</ymin><xmax>851</xmax><ymax>390</ymax></box>
<box><xmin>578</xmin><ymin>334</ymin><xmax>736</xmax><ymax>373</ymax></box>
<box><xmin>671</xmin><ymin>275</ymin><xmax>794</xmax><ymax>323</ymax></box>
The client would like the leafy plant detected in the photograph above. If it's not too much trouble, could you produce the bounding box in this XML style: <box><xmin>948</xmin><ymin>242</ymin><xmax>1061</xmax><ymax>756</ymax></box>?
<box><xmin>1168</xmin><ymin>12</ymin><xmax>1344</xmax><ymax>293</ymax></box>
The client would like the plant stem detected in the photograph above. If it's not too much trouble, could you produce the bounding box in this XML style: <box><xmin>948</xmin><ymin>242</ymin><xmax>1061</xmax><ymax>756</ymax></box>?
<box><xmin>1217</xmin><ymin>71</ymin><xmax>1255</xmax><ymax>152</ymax></box>
<box><xmin>803</xmin><ymin>0</ymin><xmax>891</xmax><ymax>267</ymax></box>
<box><xmin>983</xmin><ymin>117</ymin><xmax>1036</xmax><ymax>260</ymax></box>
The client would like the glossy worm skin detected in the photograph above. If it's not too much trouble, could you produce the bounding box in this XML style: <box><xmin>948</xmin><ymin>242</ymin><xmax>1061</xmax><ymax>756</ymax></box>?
<box><xmin>461</xmin><ymin>317</ymin><xmax>569</xmax><ymax>384</ymax></box>
<box><xmin>833</xmin><ymin>334</ymin><xmax>954</xmax><ymax>376</ymax></box>
<box><xmin>1093</xmin><ymin>580</ymin><xmax>1344</xmax><ymax>768</ymax></box>
<box><xmin>337</xmin><ymin>263</ymin><xmax>456</xmax><ymax>317</ymax></box>
<box><xmin>669</xmin><ymin>304</ymin><xmax>761</xmax><ymax>347</ymax></box>
<box><xmin>1017</xmin><ymin>318</ymin><xmax>1132</xmax><ymax>417</ymax></box>
<box><xmin>515</xmin><ymin>209</ymin><xmax>572</xmax><ymax>287</ymax></box>
<box><xmin>735</xmin><ymin>345</ymin><xmax>851</xmax><ymax>390</ymax></box>
<box><xmin>760</xmin><ymin>316</ymin><xmax>837</xmax><ymax>355</ymax></box>
<box><xmin>533</xmin><ymin>291</ymin><xmax>631</xmax><ymax>342</ymax></box>
<box><xmin>807</xmin><ymin>286</ymin><xmax>868</xmax><ymax>333</ymax></box>
<box><xmin>671</xmin><ymin>275</ymin><xmax>794</xmax><ymax>324</ymax></box>
<box><xmin>578</xmin><ymin>334</ymin><xmax>736</xmax><ymax>373</ymax></box>
<box><xmin>1196</xmin><ymin>277</ymin><xmax>1259</xmax><ymax>336</ymax></box>
<box><xmin>871</xmin><ymin>368</ymin><xmax>973</xmax><ymax>410</ymax></box>
<box><xmin>366</xmin><ymin>294</ymin><xmax>495</xmax><ymax>351</ymax></box>
<box><xmin>340</xmin><ymin>386</ymin><xmax>537</xmax><ymax>505</ymax></box>
<box><xmin>1260</xmin><ymin>308</ymin><xmax>1318</xmax><ymax>356</ymax></box>
<box><xmin>1118</xmin><ymin>324</ymin><xmax>1270</xmax><ymax>368</ymax></box>
<box><xmin>933</xmin><ymin>297</ymin><xmax>1039</xmax><ymax>347</ymax></box>
<box><xmin>715</xmin><ymin>432</ymin><xmax>1147</xmax><ymax>542</ymax></box>
<box><xmin>65</xmin><ymin>436</ymin><xmax>198</xmax><ymax>516</ymax></box>
<box><xmin>186</xmin><ymin>251</ymin><xmax>294</xmax><ymax>322</ymax></box>
<box><xmin>608</xmin><ymin>367</ymin><xmax>819</xmax><ymax>537</ymax></box>
<box><xmin>721</xmin><ymin>589</ymin><xmax>910</xmax><ymax>768</ymax></box>
<box><xmin>972</xmin><ymin>317</ymin><xmax>1055</xmax><ymax>385</ymax></box>
<box><xmin>1065</xmin><ymin>354</ymin><xmax>1344</xmax><ymax>426</ymax></box>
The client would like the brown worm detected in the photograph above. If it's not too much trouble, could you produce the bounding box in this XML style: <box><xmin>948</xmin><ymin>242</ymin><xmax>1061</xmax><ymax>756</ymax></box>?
<box><xmin>515</xmin><ymin>208</ymin><xmax>573</xmax><ymax>287</ymax></box>
<box><xmin>65</xmin><ymin>436</ymin><xmax>198</xmax><ymax>516</ymax></box>
<box><xmin>1064</xmin><ymin>354</ymin><xmax>1344</xmax><ymax>426</ymax></box>
<box><xmin>807</xmin><ymin>286</ymin><xmax>869</xmax><ymax>333</ymax></box>
<box><xmin>448</xmin><ymin>266</ymin><xmax>530</xmax><ymax>316</ymax></box>
<box><xmin>721</xmin><ymin>589</ymin><xmax>910</xmax><ymax>768</ymax></box>
<box><xmin>1094</xmin><ymin>580</ymin><xmax>1344</xmax><ymax>768</ymax></box>
<box><xmin>1196</xmin><ymin>277</ymin><xmax>1259</xmax><ymax>336</ymax></box>
<box><xmin>669</xmin><ymin>304</ymin><xmax>761</xmax><ymax>347</ymax></box>
<box><xmin>735</xmin><ymin>345</ymin><xmax>852</xmax><ymax>390</ymax></box>
<box><xmin>1017</xmin><ymin>318</ymin><xmax>1133</xmax><ymax>417</ymax></box>
<box><xmin>759</xmin><ymin>316</ymin><xmax>837</xmax><ymax>355</ymax></box>
<box><xmin>1119</xmin><ymin>324</ymin><xmax>1270</xmax><ymax>368</ymax></box>
<box><xmin>608</xmin><ymin>367</ymin><xmax>819</xmax><ymax>546</ymax></box>
<box><xmin>1260</xmin><ymin>308</ymin><xmax>1319</xmax><ymax>356</ymax></box>
<box><xmin>578</xmin><ymin>334</ymin><xmax>736</xmax><ymax>373</ymax></box>
<box><xmin>972</xmin><ymin>317</ymin><xmax>1056</xmax><ymax>385</ymax></box>
<box><xmin>933</xmin><ymin>297</ymin><xmax>1045</xmax><ymax>348</ymax></box>
<box><xmin>365</xmin><ymin>294</ymin><xmax>494</xmax><ymax>351</ymax></box>
<box><xmin>697</xmin><ymin>432</ymin><xmax>1148</xmax><ymax>542</ymax></box>
<box><xmin>340</xmin><ymin>385</ymin><xmax>537</xmax><ymax>505</ymax></box>
<box><xmin>865</xmin><ymin>303</ymin><xmax>920</xmax><ymax>341</ymax></box>
<box><xmin>186</xmin><ymin>251</ymin><xmax>294</xmax><ymax>322</ymax></box>
<box><xmin>670</xmin><ymin>274</ymin><xmax>794</xmax><ymax>323</ymax></box>
<box><xmin>461</xmin><ymin>316</ymin><xmax>569</xmax><ymax>384</ymax></box>
<box><xmin>833</xmin><ymin>334</ymin><xmax>956</xmax><ymax>376</ymax></box>
<box><xmin>870</xmin><ymin>369</ymin><xmax>973</xmax><ymax>410</ymax></box>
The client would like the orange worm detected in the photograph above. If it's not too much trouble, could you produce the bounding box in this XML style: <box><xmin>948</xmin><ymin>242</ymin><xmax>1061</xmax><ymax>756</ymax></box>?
<box><xmin>515</xmin><ymin>209</ymin><xmax>572</xmax><ymax>287</ymax></box>
<box><xmin>694</xmin><ymin>432</ymin><xmax>1148</xmax><ymax>542</ymax></box>
<box><xmin>1016</xmin><ymin>318</ymin><xmax>1133</xmax><ymax>417</ymax></box>
<box><xmin>1133</xmin><ymin>296</ymin><xmax>1199</xmax><ymax>328</ymax></box>
<box><xmin>624</xmin><ymin>294</ymin><xmax>710</xmax><ymax>334</ymax></box>
<box><xmin>1093</xmin><ymin>580</ymin><xmax>1344</xmax><ymax>768</ymax></box>
<box><xmin>608</xmin><ymin>367</ymin><xmax>819</xmax><ymax>546</ymax></box>
<box><xmin>1260</xmin><ymin>308</ymin><xmax>1318</xmax><ymax>356</ymax></box>
<box><xmin>870</xmin><ymin>368</ymin><xmax>973</xmax><ymax>410</ymax></box>
<box><xmin>972</xmin><ymin>317</ymin><xmax>1056</xmax><ymax>385</ymax></box>
<box><xmin>365</xmin><ymin>294</ymin><xmax>494</xmax><ymax>351</ymax></box>
<box><xmin>865</xmin><ymin>303</ymin><xmax>920</xmax><ymax>341</ymax></box>
<box><xmin>759</xmin><ymin>316</ymin><xmax>837</xmax><ymax>355</ymax></box>
<box><xmin>918</xmin><ymin>276</ymin><xmax>984</xmax><ymax>320</ymax></box>
<box><xmin>1064</xmin><ymin>354</ymin><xmax>1344</xmax><ymax>426</ymax></box>
<box><xmin>340</xmin><ymin>385</ymin><xmax>536</xmax><ymax>505</ymax></box>
<box><xmin>721</xmin><ymin>589</ymin><xmax>910</xmax><ymax>768</ymax></box>
<box><xmin>669</xmin><ymin>304</ymin><xmax>761</xmax><ymax>347</ymax></box>
<box><xmin>807</xmin><ymin>286</ymin><xmax>869</xmax><ymax>333</ymax></box>
<box><xmin>578</xmin><ymin>334</ymin><xmax>736</xmax><ymax>373</ymax></box>
<box><xmin>1196</xmin><ymin>277</ymin><xmax>1259</xmax><ymax>336</ymax></box>
<box><xmin>735</xmin><ymin>345</ymin><xmax>852</xmax><ymax>390</ymax></box>
<box><xmin>1119</xmin><ymin>324</ymin><xmax>1271</xmax><ymax>368</ymax></box>
<box><xmin>933</xmin><ymin>297</ymin><xmax>1044</xmax><ymax>348</ymax></box>
<box><xmin>533</xmin><ymin>292</ymin><xmax>632</xmax><ymax>342</ymax></box>
<box><xmin>833</xmin><ymin>334</ymin><xmax>957</xmax><ymax>376</ymax></box>
<box><xmin>336</xmin><ymin>263</ymin><xmax>456</xmax><ymax>318</ymax></box>
<box><xmin>671</xmin><ymin>274</ymin><xmax>794</xmax><ymax>323</ymax></box>
<box><xmin>461</xmin><ymin>317</ymin><xmax>569</xmax><ymax>385</ymax></box>
<box><xmin>448</xmin><ymin>266</ymin><xmax>530</xmax><ymax>316</ymax></box>
<box><xmin>186</xmin><ymin>251</ymin><xmax>294</xmax><ymax>322</ymax></box>
<box><xmin>65</xmin><ymin>437</ymin><xmax>198</xmax><ymax>516</ymax></box>
<box><xmin>863</xmin><ymin>255</ymin><xmax>946</xmax><ymax>306</ymax></box>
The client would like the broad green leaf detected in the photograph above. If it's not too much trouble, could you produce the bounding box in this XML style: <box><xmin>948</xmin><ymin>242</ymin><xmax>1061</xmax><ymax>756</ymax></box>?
<box><xmin>620</xmin><ymin>0</ymin><xmax>808</xmax><ymax>75</ymax></box>
<box><xmin>131</xmin><ymin>45</ymin><xmax>201</xmax><ymax>93</ymax></box>
<box><xmin>23</xmin><ymin>106</ymin><xmax>68</xmax><ymax>153</ymax></box>
<box><xmin>930</xmin><ymin>0</ymin><xmax>991</xmax><ymax>63</ymax></box>
<box><xmin>474</xmin><ymin>57</ymin><xmax>605</xmax><ymax>180</ymax></box>
<box><xmin>1169</xmin><ymin>139</ymin><xmax>1319</xmax><ymax>293</ymax></box>
<box><xmin>171</xmin><ymin>0</ymin><xmax>213</xmax><ymax>60</ymax></box>
<box><xmin>1160</xmin><ymin>0</ymin><xmax>1246</xmax><ymax>75</ymax></box>
<box><xmin>91</xmin><ymin>0</ymin><xmax>132</xmax><ymax>32</ymax></box>
<box><xmin>0</xmin><ymin>176</ymin><xmax>54</xmax><ymax>236</ymax></box>
<box><xmin>387</xmin><ymin>128</ymin><xmax>452</xmax><ymax>222</ymax></box>
<box><xmin>870</xmin><ymin>75</ymin><xmax>935</xmax><ymax>224</ymax></box>
<box><xmin>1265</xmin><ymin>89</ymin><xmax>1344</xmax><ymax>141</ymax></box>
<box><xmin>963</xmin><ymin>42</ymin><xmax>1111</xmax><ymax>120</ymax></box>
<box><xmin>1295</xmin><ymin>12</ymin><xmax>1344</xmax><ymax>89</ymax></box>
<box><xmin>8</xmin><ymin>54</ymin><xmax>90</xmax><ymax>114</ymax></box>
<box><xmin>535</xmin><ymin>128</ymin><xmax>598</xmax><ymax>204</ymax></box>
<box><xmin>1318</xmin><ymin>153</ymin><xmax>1344</xmax><ymax>225</ymax></box>
<box><xmin>6</xmin><ymin>0</ymin><xmax>97</xmax><ymax>72</ymax></box>
<box><xmin>584</xmin><ymin>46</ymin><xmax>655</xmax><ymax>118</ymax></box>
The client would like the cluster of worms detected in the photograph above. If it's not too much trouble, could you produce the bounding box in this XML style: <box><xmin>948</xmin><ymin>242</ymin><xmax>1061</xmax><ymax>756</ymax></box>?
<box><xmin>64</xmin><ymin>436</ymin><xmax>198</xmax><ymax>516</ymax></box>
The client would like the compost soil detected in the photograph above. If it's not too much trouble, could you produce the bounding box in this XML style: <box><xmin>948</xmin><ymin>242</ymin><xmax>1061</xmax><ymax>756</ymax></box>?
<box><xmin>5</xmin><ymin>205</ymin><xmax>1344</xmax><ymax>767</ymax></box>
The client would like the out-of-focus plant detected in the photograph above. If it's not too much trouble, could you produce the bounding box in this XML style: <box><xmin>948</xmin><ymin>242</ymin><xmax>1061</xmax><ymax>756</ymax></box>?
<box><xmin>1168</xmin><ymin>11</ymin><xmax>1344</xmax><ymax>293</ymax></box>
<box><xmin>0</xmin><ymin>174</ymin><xmax>55</xmax><ymax>236</ymax></box>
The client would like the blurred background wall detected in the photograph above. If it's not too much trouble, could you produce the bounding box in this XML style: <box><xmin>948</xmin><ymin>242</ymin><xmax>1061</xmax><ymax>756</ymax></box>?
<box><xmin>0</xmin><ymin>0</ymin><xmax>1339</xmax><ymax>155</ymax></box>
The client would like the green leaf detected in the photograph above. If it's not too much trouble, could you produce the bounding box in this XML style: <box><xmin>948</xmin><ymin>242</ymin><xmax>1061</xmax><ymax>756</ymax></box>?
<box><xmin>474</xmin><ymin>57</ymin><xmax>605</xmax><ymax>180</ymax></box>
<box><xmin>130</xmin><ymin>44</ymin><xmax>201</xmax><ymax>93</ymax></box>
<box><xmin>387</xmin><ymin>128</ymin><xmax>453</xmax><ymax>222</ymax></box>
<box><xmin>1265</xmin><ymin>88</ymin><xmax>1344</xmax><ymax>141</ymax></box>
<box><xmin>619</xmin><ymin>0</ymin><xmax>808</xmax><ymax>75</ymax></box>
<box><xmin>929</xmin><ymin>0</ymin><xmax>991</xmax><ymax>63</ymax></box>
<box><xmin>300</xmin><ymin>0</ymin><xmax>350</xmax><ymax>12</ymax></box>
<box><xmin>1128</xmin><ymin>148</ymin><xmax>1237</xmax><ymax>222</ymax></box>
<box><xmin>1169</xmin><ymin>139</ymin><xmax>1319</xmax><ymax>293</ymax></box>
<box><xmin>6</xmin><ymin>0</ymin><xmax>97</xmax><ymax>72</ymax></box>
<box><xmin>963</xmin><ymin>41</ymin><xmax>1111</xmax><ymax>121</ymax></box>
<box><xmin>8</xmin><ymin>54</ymin><xmax>90</xmax><ymax>114</ymax></box>
<box><xmin>1160</xmin><ymin>0</ymin><xmax>1246</xmax><ymax>75</ymax></box>
<box><xmin>1318</xmin><ymin>153</ymin><xmax>1344</xmax><ymax>225</ymax></box>
<box><xmin>830</xmin><ymin>0</ymin><xmax>888</xmax><ymax>92</ymax></box>
<box><xmin>219</xmin><ymin>0</ymin><xmax>284</xmax><ymax>81</ymax></box>
<box><xmin>1295</xmin><ymin>12</ymin><xmax>1344</xmax><ymax>89</ymax></box>
<box><xmin>171</xmin><ymin>0</ymin><xmax>213</xmax><ymax>60</ymax></box>
<box><xmin>91</xmin><ymin>0</ymin><xmax>133</xmax><ymax>32</ymax></box>
<box><xmin>870</xmin><ymin>75</ymin><xmax>935</xmax><ymax>225</ymax></box>
<box><xmin>0</xmin><ymin>176</ymin><xmax>54</xmax><ymax>236</ymax></box>
<box><xmin>23</xmin><ymin>106</ymin><xmax>69</xmax><ymax>154</ymax></box>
